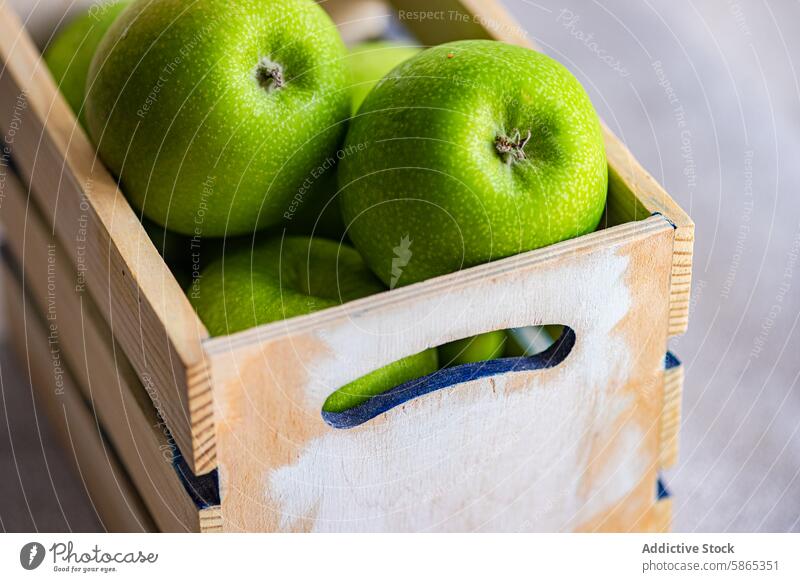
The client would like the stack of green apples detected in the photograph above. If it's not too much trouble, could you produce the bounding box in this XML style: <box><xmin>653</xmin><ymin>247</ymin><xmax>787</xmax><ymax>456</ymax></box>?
<box><xmin>45</xmin><ymin>0</ymin><xmax>606</xmax><ymax>412</ymax></box>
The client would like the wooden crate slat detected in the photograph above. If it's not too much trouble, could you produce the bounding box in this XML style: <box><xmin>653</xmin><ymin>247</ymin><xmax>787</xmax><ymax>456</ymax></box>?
<box><xmin>660</xmin><ymin>355</ymin><xmax>684</xmax><ymax>470</ymax></box>
<box><xmin>204</xmin><ymin>217</ymin><xmax>675</xmax><ymax>531</ymax></box>
<box><xmin>0</xmin><ymin>169</ymin><xmax>205</xmax><ymax>531</ymax></box>
<box><xmin>205</xmin><ymin>218</ymin><xmax>672</xmax><ymax>355</ymax></box>
<box><xmin>199</xmin><ymin>506</ymin><xmax>224</xmax><ymax>534</ymax></box>
<box><xmin>4</xmin><ymin>265</ymin><xmax>156</xmax><ymax>533</ymax></box>
<box><xmin>603</xmin><ymin>132</ymin><xmax>695</xmax><ymax>338</ymax></box>
<box><xmin>0</xmin><ymin>3</ymin><xmax>208</xmax><ymax>473</ymax></box>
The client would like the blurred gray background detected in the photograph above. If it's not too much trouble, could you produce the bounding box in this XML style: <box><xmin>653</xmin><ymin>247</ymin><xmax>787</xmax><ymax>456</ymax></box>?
<box><xmin>1</xmin><ymin>0</ymin><xmax>798</xmax><ymax>532</ymax></box>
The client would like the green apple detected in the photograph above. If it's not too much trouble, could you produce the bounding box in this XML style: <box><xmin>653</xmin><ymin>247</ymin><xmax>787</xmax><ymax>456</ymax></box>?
<box><xmin>85</xmin><ymin>0</ymin><xmax>351</xmax><ymax>237</ymax></box>
<box><xmin>43</xmin><ymin>1</ymin><xmax>130</xmax><ymax>129</ymax></box>
<box><xmin>438</xmin><ymin>330</ymin><xmax>506</xmax><ymax>367</ymax></box>
<box><xmin>322</xmin><ymin>348</ymin><xmax>438</xmax><ymax>414</ymax></box>
<box><xmin>346</xmin><ymin>41</ymin><xmax>420</xmax><ymax>114</ymax></box>
<box><xmin>281</xmin><ymin>41</ymin><xmax>421</xmax><ymax>240</ymax></box>
<box><xmin>338</xmin><ymin>40</ymin><xmax>607</xmax><ymax>287</ymax></box>
<box><xmin>190</xmin><ymin>236</ymin><xmax>438</xmax><ymax>412</ymax></box>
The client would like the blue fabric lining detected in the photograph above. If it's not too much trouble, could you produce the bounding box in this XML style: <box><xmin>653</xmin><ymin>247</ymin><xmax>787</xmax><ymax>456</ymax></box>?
<box><xmin>657</xmin><ymin>478</ymin><xmax>671</xmax><ymax>500</ymax></box>
<box><xmin>171</xmin><ymin>439</ymin><xmax>220</xmax><ymax>509</ymax></box>
<box><xmin>665</xmin><ymin>352</ymin><xmax>681</xmax><ymax>370</ymax></box>
<box><xmin>322</xmin><ymin>327</ymin><xmax>576</xmax><ymax>429</ymax></box>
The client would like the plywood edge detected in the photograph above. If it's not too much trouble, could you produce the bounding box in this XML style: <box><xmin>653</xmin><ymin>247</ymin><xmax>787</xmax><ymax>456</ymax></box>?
<box><xmin>668</xmin><ymin>223</ymin><xmax>695</xmax><ymax>337</ymax></box>
<box><xmin>0</xmin><ymin>257</ymin><xmax>200</xmax><ymax>531</ymax></box>
<box><xmin>0</xmin><ymin>3</ymin><xmax>209</xmax><ymax>470</ymax></box>
<box><xmin>0</xmin><ymin>170</ymin><xmax>202</xmax><ymax>531</ymax></box>
<box><xmin>602</xmin><ymin>125</ymin><xmax>695</xmax><ymax>338</ymax></box>
<box><xmin>4</xmin><ymin>265</ymin><xmax>156</xmax><ymax>533</ymax></box>
<box><xmin>187</xmin><ymin>358</ymin><xmax>217</xmax><ymax>476</ymax></box>
<box><xmin>660</xmin><ymin>357</ymin><xmax>684</xmax><ymax>470</ymax></box>
<box><xmin>199</xmin><ymin>506</ymin><xmax>224</xmax><ymax>533</ymax></box>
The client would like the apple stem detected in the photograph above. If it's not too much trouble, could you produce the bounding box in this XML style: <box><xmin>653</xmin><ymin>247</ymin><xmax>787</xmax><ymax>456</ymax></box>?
<box><xmin>255</xmin><ymin>57</ymin><xmax>285</xmax><ymax>91</ymax></box>
<box><xmin>495</xmin><ymin>128</ymin><xmax>531</xmax><ymax>164</ymax></box>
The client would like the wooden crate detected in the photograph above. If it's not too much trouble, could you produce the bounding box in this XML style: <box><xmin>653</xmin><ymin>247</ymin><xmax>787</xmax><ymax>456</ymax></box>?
<box><xmin>0</xmin><ymin>169</ymin><xmax>219</xmax><ymax>532</ymax></box>
<box><xmin>3</xmin><ymin>253</ymin><xmax>156</xmax><ymax>533</ymax></box>
<box><xmin>0</xmin><ymin>0</ymin><xmax>692</xmax><ymax>532</ymax></box>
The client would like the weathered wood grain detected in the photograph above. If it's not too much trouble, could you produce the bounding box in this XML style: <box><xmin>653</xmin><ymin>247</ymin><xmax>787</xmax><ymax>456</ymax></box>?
<box><xmin>661</xmin><ymin>357</ymin><xmax>684</xmax><ymax>470</ymax></box>
<box><xmin>202</xmin><ymin>217</ymin><xmax>674</xmax><ymax>531</ymax></box>
<box><xmin>0</xmin><ymin>2</ymin><xmax>209</xmax><ymax>472</ymax></box>
<box><xmin>199</xmin><ymin>506</ymin><xmax>224</xmax><ymax>534</ymax></box>
<box><xmin>0</xmin><ymin>169</ymin><xmax>201</xmax><ymax>531</ymax></box>
<box><xmin>4</xmin><ymin>263</ymin><xmax>156</xmax><ymax>532</ymax></box>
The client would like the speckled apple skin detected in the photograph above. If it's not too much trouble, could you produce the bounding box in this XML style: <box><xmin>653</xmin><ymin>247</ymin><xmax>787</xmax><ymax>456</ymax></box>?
<box><xmin>44</xmin><ymin>0</ymin><xmax>130</xmax><ymax>130</ymax></box>
<box><xmin>346</xmin><ymin>41</ymin><xmax>420</xmax><ymax>114</ymax></box>
<box><xmin>438</xmin><ymin>330</ymin><xmax>507</xmax><ymax>367</ymax></box>
<box><xmin>339</xmin><ymin>40</ymin><xmax>607</xmax><ymax>287</ymax></box>
<box><xmin>85</xmin><ymin>0</ymin><xmax>350</xmax><ymax>236</ymax></box>
<box><xmin>190</xmin><ymin>236</ymin><xmax>438</xmax><ymax>411</ymax></box>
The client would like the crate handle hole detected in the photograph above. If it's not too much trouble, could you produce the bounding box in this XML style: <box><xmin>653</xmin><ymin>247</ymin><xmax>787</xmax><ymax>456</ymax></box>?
<box><xmin>321</xmin><ymin>325</ymin><xmax>575</xmax><ymax>429</ymax></box>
